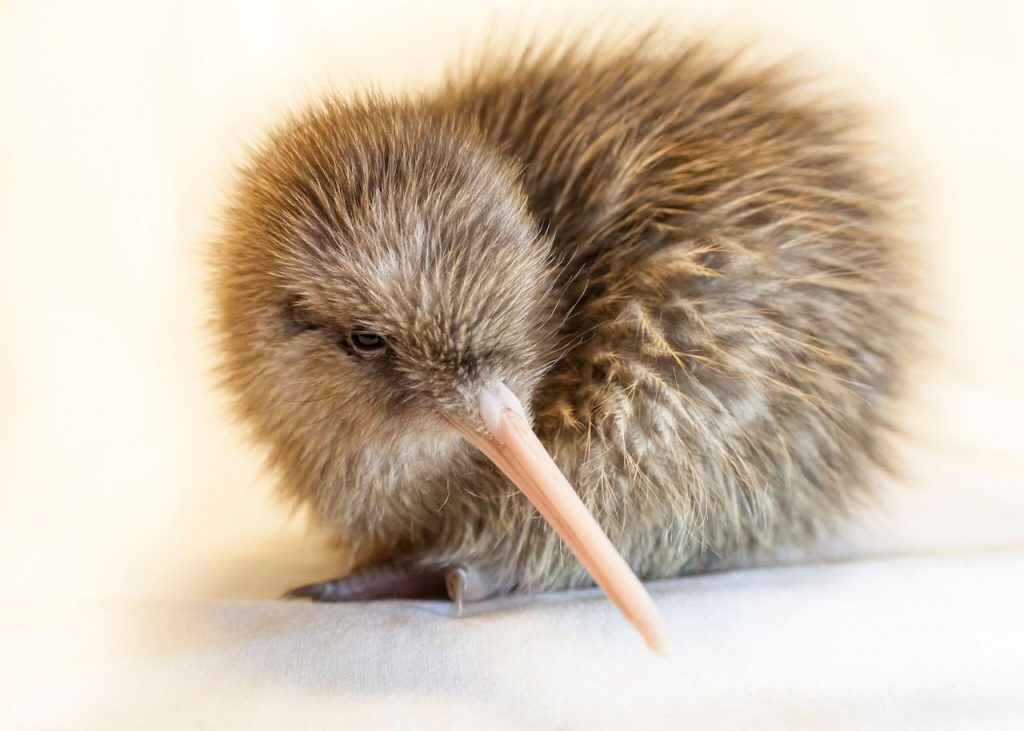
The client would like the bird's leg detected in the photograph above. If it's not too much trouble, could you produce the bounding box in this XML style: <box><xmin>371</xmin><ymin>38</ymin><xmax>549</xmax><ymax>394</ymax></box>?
<box><xmin>283</xmin><ymin>561</ymin><xmax>447</xmax><ymax>602</ymax></box>
<box><xmin>284</xmin><ymin>561</ymin><xmax>499</xmax><ymax>609</ymax></box>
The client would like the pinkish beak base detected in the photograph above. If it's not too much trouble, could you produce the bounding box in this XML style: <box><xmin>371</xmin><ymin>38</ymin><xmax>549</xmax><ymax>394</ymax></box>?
<box><xmin>451</xmin><ymin>382</ymin><xmax>669</xmax><ymax>656</ymax></box>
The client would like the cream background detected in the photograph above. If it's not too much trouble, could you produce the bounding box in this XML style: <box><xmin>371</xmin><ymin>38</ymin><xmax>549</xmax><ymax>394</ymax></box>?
<box><xmin>1</xmin><ymin>1</ymin><xmax>1022</xmax><ymax>729</ymax></box>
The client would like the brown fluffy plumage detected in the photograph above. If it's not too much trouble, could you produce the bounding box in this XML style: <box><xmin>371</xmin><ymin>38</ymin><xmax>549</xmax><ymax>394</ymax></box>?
<box><xmin>211</xmin><ymin>37</ymin><xmax>914</xmax><ymax>597</ymax></box>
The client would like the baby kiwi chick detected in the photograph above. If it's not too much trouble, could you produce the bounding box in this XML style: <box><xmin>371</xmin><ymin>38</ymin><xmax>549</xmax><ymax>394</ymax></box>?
<box><xmin>212</xmin><ymin>37</ymin><xmax>912</xmax><ymax>651</ymax></box>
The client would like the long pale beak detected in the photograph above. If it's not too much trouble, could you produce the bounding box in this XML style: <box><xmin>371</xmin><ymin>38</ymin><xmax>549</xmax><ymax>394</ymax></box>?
<box><xmin>451</xmin><ymin>382</ymin><xmax>669</xmax><ymax>655</ymax></box>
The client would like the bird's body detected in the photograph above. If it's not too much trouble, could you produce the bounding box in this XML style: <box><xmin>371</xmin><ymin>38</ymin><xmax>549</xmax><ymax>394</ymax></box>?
<box><xmin>213</xmin><ymin>38</ymin><xmax>913</xmax><ymax>611</ymax></box>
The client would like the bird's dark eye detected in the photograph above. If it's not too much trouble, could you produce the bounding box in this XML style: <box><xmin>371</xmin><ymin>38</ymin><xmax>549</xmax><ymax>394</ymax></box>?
<box><xmin>345</xmin><ymin>327</ymin><xmax>387</xmax><ymax>358</ymax></box>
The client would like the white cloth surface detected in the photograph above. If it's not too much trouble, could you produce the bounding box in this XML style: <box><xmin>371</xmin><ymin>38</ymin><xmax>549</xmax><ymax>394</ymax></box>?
<box><xmin>1</xmin><ymin>1</ymin><xmax>1022</xmax><ymax>729</ymax></box>
<box><xmin>5</xmin><ymin>550</ymin><xmax>1024</xmax><ymax>730</ymax></box>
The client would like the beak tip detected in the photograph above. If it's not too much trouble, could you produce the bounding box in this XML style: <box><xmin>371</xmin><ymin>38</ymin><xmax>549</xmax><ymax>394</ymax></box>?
<box><xmin>647</xmin><ymin>633</ymin><xmax>671</xmax><ymax>658</ymax></box>
<box><xmin>643</xmin><ymin>615</ymin><xmax>672</xmax><ymax>657</ymax></box>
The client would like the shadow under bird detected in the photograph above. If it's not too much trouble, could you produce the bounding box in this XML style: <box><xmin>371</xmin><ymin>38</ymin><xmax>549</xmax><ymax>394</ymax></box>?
<box><xmin>211</xmin><ymin>36</ymin><xmax>914</xmax><ymax>653</ymax></box>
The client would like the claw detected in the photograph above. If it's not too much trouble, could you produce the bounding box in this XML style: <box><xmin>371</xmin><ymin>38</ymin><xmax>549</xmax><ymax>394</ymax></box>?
<box><xmin>282</xmin><ymin>582</ymin><xmax>331</xmax><ymax>601</ymax></box>
<box><xmin>446</xmin><ymin>567</ymin><xmax>468</xmax><ymax>615</ymax></box>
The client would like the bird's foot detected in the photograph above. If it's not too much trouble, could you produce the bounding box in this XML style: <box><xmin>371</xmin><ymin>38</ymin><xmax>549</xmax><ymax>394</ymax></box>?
<box><xmin>284</xmin><ymin>561</ymin><xmax>498</xmax><ymax>612</ymax></box>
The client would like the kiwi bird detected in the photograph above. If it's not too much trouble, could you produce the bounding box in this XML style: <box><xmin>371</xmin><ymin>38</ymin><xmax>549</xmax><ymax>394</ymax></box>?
<box><xmin>211</xmin><ymin>37</ymin><xmax>913</xmax><ymax>652</ymax></box>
